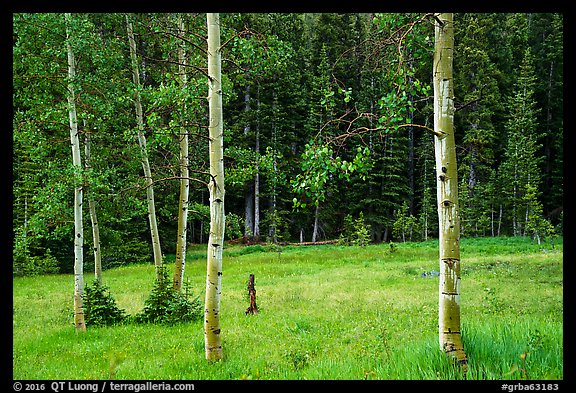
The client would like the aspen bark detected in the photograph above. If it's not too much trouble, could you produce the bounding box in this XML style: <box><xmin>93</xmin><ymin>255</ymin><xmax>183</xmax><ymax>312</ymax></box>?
<box><xmin>126</xmin><ymin>15</ymin><xmax>163</xmax><ymax>275</ymax></box>
<box><xmin>204</xmin><ymin>12</ymin><xmax>225</xmax><ymax>362</ymax></box>
<box><xmin>84</xmin><ymin>130</ymin><xmax>102</xmax><ymax>284</ymax></box>
<box><xmin>173</xmin><ymin>14</ymin><xmax>190</xmax><ymax>292</ymax></box>
<box><xmin>312</xmin><ymin>205</ymin><xmax>320</xmax><ymax>242</ymax></box>
<box><xmin>433</xmin><ymin>13</ymin><xmax>467</xmax><ymax>369</ymax></box>
<box><xmin>65</xmin><ymin>12</ymin><xmax>86</xmax><ymax>332</ymax></box>
<box><xmin>243</xmin><ymin>86</ymin><xmax>254</xmax><ymax>238</ymax></box>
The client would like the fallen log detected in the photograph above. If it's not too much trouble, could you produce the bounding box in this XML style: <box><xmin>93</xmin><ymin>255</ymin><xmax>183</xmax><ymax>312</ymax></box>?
<box><xmin>286</xmin><ymin>239</ymin><xmax>339</xmax><ymax>246</ymax></box>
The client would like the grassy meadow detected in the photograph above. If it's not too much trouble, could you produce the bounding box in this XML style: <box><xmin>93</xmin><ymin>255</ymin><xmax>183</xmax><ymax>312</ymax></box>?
<box><xmin>12</xmin><ymin>236</ymin><xmax>563</xmax><ymax>380</ymax></box>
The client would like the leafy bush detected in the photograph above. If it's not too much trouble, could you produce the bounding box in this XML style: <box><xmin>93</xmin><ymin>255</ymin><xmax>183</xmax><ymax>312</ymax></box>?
<box><xmin>225</xmin><ymin>212</ymin><xmax>244</xmax><ymax>240</ymax></box>
<box><xmin>83</xmin><ymin>279</ymin><xmax>126</xmax><ymax>326</ymax></box>
<box><xmin>133</xmin><ymin>266</ymin><xmax>202</xmax><ymax>324</ymax></box>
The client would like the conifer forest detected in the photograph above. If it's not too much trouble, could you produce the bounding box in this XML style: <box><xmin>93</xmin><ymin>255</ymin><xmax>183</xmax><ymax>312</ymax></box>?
<box><xmin>13</xmin><ymin>12</ymin><xmax>563</xmax><ymax>274</ymax></box>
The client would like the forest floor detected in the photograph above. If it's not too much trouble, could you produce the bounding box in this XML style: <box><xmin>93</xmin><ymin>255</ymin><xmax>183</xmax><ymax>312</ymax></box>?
<box><xmin>12</xmin><ymin>236</ymin><xmax>563</xmax><ymax>381</ymax></box>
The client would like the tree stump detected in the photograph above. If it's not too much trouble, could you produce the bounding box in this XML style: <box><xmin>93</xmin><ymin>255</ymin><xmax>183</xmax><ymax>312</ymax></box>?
<box><xmin>245</xmin><ymin>273</ymin><xmax>258</xmax><ymax>315</ymax></box>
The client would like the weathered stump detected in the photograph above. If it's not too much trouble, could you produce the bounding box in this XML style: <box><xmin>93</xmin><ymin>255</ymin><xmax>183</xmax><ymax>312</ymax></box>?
<box><xmin>245</xmin><ymin>273</ymin><xmax>258</xmax><ymax>315</ymax></box>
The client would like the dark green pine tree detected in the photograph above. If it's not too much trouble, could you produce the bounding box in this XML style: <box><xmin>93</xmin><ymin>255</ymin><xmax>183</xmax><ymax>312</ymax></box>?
<box><xmin>454</xmin><ymin>13</ymin><xmax>501</xmax><ymax>237</ymax></box>
<box><xmin>499</xmin><ymin>47</ymin><xmax>542</xmax><ymax>237</ymax></box>
<box><xmin>528</xmin><ymin>13</ymin><xmax>563</xmax><ymax>225</ymax></box>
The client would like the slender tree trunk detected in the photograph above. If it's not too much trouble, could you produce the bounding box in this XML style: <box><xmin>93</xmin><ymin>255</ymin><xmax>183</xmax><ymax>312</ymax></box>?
<box><xmin>268</xmin><ymin>123</ymin><xmax>278</xmax><ymax>243</ymax></box>
<box><xmin>268</xmin><ymin>89</ymin><xmax>280</xmax><ymax>243</ymax></box>
<box><xmin>65</xmin><ymin>13</ymin><xmax>86</xmax><ymax>333</ymax></box>
<box><xmin>253</xmin><ymin>91</ymin><xmax>262</xmax><ymax>240</ymax></box>
<box><xmin>254</xmin><ymin>129</ymin><xmax>260</xmax><ymax>239</ymax></box>
<box><xmin>204</xmin><ymin>12</ymin><xmax>225</xmax><ymax>362</ymax></box>
<box><xmin>84</xmin><ymin>129</ymin><xmax>102</xmax><ymax>284</ymax></box>
<box><xmin>408</xmin><ymin>59</ymin><xmax>415</xmax><ymax>215</ymax></box>
<box><xmin>312</xmin><ymin>205</ymin><xmax>320</xmax><ymax>242</ymax></box>
<box><xmin>433</xmin><ymin>13</ymin><xmax>467</xmax><ymax>370</ymax></box>
<box><xmin>173</xmin><ymin>14</ymin><xmax>190</xmax><ymax>292</ymax></box>
<box><xmin>497</xmin><ymin>203</ymin><xmax>503</xmax><ymax>236</ymax></box>
<box><xmin>244</xmin><ymin>187</ymin><xmax>254</xmax><ymax>237</ymax></box>
<box><xmin>126</xmin><ymin>15</ymin><xmax>163</xmax><ymax>276</ymax></box>
<box><xmin>491</xmin><ymin>203</ymin><xmax>495</xmax><ymax>237</ymax></box>
<box><xmin>243</xmin><ymin>85</ymin><xmax>254</xmax><ymax>238</ymax></box>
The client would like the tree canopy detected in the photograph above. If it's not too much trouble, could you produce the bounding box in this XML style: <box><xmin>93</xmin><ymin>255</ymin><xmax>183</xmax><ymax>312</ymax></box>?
<box><xmin>13</xmin><ymin>13</ymin><xmax>563</xmax><ymax>275</ymax></box>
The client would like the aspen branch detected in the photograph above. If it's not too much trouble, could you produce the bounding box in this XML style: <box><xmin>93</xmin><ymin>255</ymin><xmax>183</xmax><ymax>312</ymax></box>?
<box><xmin>150</xmin><ymin>28</ymin><xmax>207</xmax><ymax>55</ymax></box>
<box><xmin>320</xmin><ymin>107</ymin><xmax>445</xmax><ymax>146</ymax></box>
<box><xmin>396</xmin><ymin>123</ymin><xmax>446</xmax><ymax>137</ymax></box>
<box><xmin>139</xmin><ymin>174</ymin><xmax>210</xmax><ymax>189</ymax></box>
<box><xmin>219</xmin><ymin>28</ymin><xmax>252</xmax><ymax>51</ymax></box>
<box><xmin>428</xmin><ymin>13</ymin><xmax>446</xmax><ymax>27</ymax></box>
<box><xmin>141</xmin><ymin>55</ymin><xmax>210</xmax><ymax>79</ymax></box>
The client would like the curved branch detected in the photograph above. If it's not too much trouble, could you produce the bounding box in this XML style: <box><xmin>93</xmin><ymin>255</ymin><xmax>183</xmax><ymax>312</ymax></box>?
<box><xmin>141</xmin><ymin>54</ymin><xmax>209</xmax><ymax>79</ymax></box>
<box><xmin>396</xmin><ymin>123</ymin><xmax>446</xmax><ymax>137</ymax></box>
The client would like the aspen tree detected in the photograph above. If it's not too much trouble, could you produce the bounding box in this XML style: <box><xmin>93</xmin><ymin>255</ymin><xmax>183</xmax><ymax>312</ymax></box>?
<box><xmin>126</xmin><ymin>14</ymin><xmax>164</xmax><ymax>276</ymax></box>
<box><xmin>433</xmin><ymin>13</ymin><xmax>467</xmax><ymax>370</ymax></box>
<box><xmin>173</xmin><ymin>13</ymin><xmax>190</xmax><ymax>292</ymax></box>
<box><xmin>65</xmin><ymin>12</ymin><xmax>86</xmax><ymax>332</ymax></box>
<box><xmin>204</xmin><ymin>12</ymin><xmax>225</xmax><ymax>362</ymax></box>
<box><xmin>84</xmin><ymin>130</ymin><xmax>102</xmax><ymax>284</ymax></box>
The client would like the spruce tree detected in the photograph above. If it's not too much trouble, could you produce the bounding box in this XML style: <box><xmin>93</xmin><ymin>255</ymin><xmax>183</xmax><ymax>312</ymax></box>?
<box><xmin>499</xmin><ymin>47</ymin><xmax>542</xmax><ymax>237</ymax></box>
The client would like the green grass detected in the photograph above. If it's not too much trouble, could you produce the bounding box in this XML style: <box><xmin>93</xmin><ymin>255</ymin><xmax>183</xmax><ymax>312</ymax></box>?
<box><xmin>12</xmin><ymin>236</ymin><xmax>563</xmax><ymax>380</ymax></box>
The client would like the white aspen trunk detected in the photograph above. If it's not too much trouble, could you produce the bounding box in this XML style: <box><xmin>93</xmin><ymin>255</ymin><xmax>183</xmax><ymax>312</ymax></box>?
<box><xmin>126</xmin><ymin>15</ymin><xmax>163</xmax><ymax>275</ymax></box>
<box><xmin>433</xmin><ymin>13</ymin><xmax>467</xmax><ymax>370</ymax></box>
<box><xmin>253</xmin><ymin>92</ymin><xmax>262</xmax><ymax>240</ymax></box>
<box><xmin>244</xmin><ymin>189</ymin><xmax>254</xmax><ymax>237</ymax></box>
<box><xmin>205</xmin><ymin>12</ymin><xmax>225</xmax><ymax>362</ymax></box>
<box><xmin>497</xmin><ymin>203</ymin><xmax>503</xmax><ymax>236</ymax></box>
<box><xmin>84</xmin><ymin>129</ymin><xmax>102</xmax><ymax>284</ymax></box>
<box><xmin>491</xmin><ymin>203</ymin><xmax>495</xmax><ymax>237</ymax></box>
<box><xmin>243</xmin><ymin>85</ymin><xmax>254</xmax><ymax>238</ymax></box>
<box><xmin>173</xmin><ymin>14</ymin><xmax>190</xmax><ymax>292</ymax></box>
<box><xmin>312</xmin><ymin>205</ymin><xmax>320</xmax><ymax>242</ymax></box>
<box><xmin>65</xmin><ymin>13</ymin><xmax>86</xmax><ymax>332</ymax></box>
<box><xmin>254</xmin><ymin>130</ymin><xmax>260</xmax><ymax>239</ymax></box>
